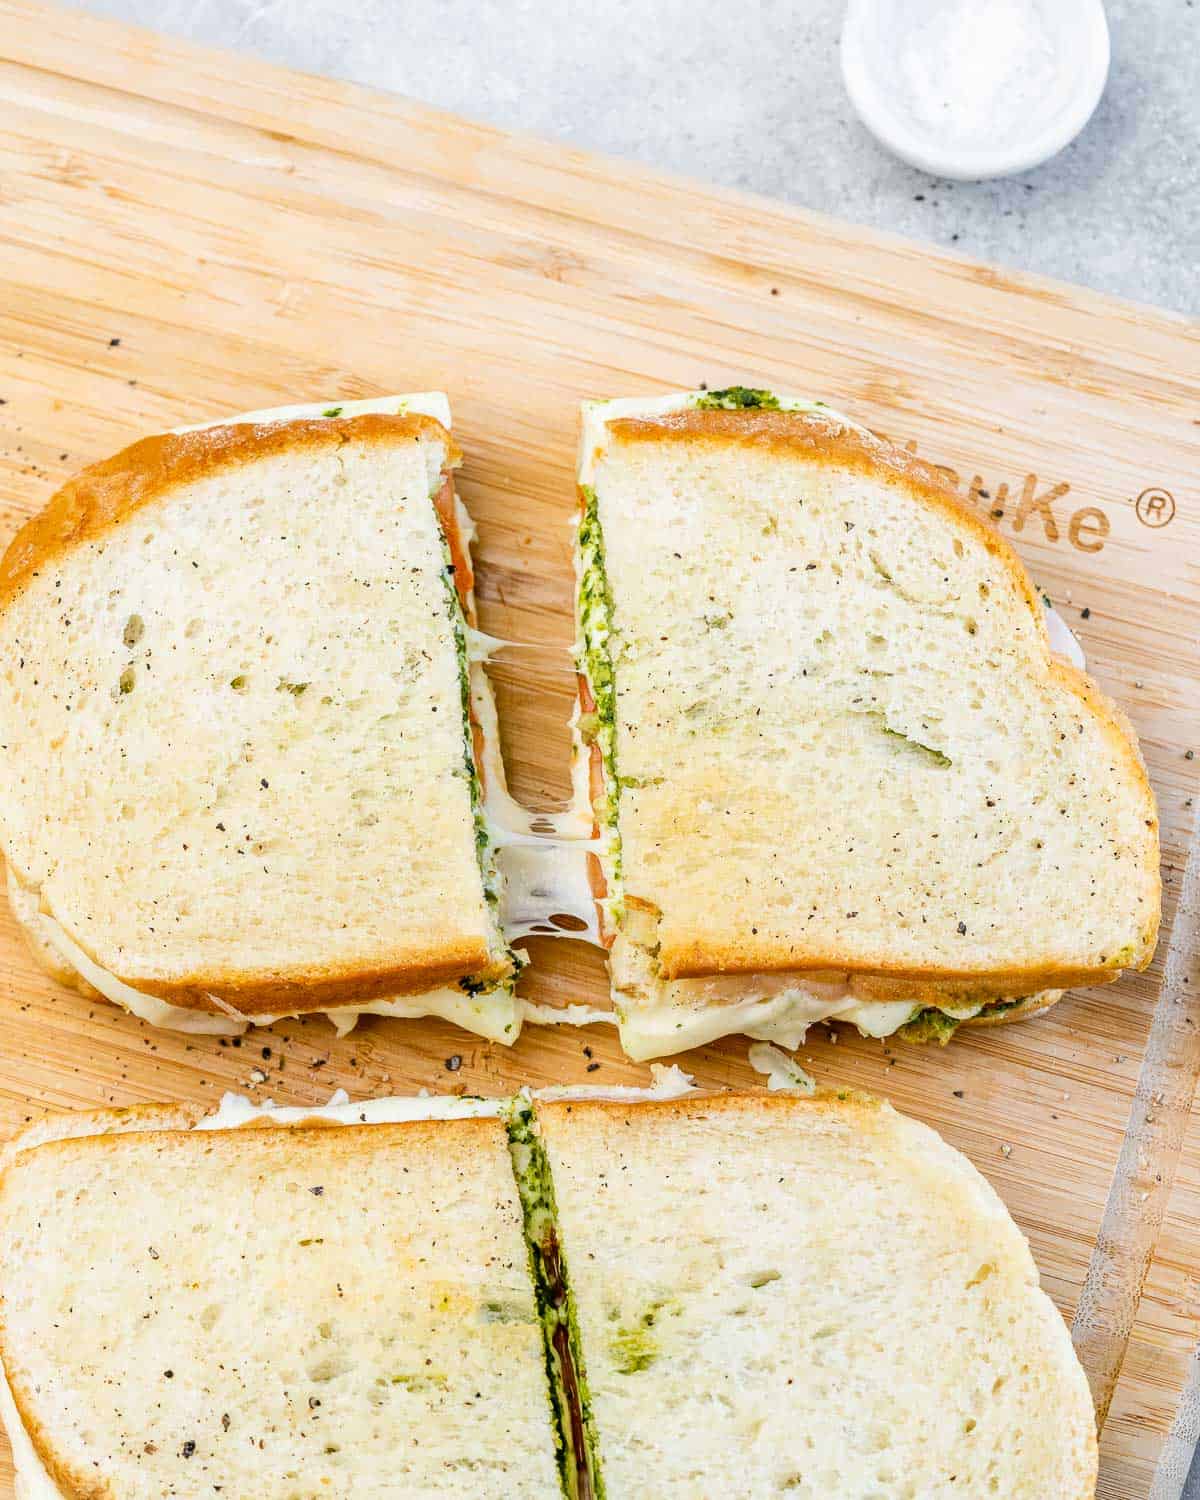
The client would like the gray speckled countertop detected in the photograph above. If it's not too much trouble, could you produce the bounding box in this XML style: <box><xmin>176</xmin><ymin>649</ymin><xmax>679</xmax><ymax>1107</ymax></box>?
<box><xmin>73</xmin><ymin>0</ymin><xmax>1198</xmax><ymax>316</ymax></box>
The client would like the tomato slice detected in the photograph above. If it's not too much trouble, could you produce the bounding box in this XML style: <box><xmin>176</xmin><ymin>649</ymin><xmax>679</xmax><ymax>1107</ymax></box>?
<box><xmin>433</xmin><ymin>476</ymin><xmax>475</xmax><ymax>606</ymax></box>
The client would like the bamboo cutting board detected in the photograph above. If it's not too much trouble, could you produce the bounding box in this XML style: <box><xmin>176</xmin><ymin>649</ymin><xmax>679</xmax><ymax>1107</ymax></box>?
<box><xmin>0</xmin><ymin>4</ymin><xmax>1197</xmax><ymax>1494</ymax></box>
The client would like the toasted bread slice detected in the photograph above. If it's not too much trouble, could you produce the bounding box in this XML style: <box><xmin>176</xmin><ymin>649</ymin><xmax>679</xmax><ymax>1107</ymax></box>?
<box><xmin>0</xmin><ymin>396</ymin><xmax>522</xmax><ymax>1040</ymax></box>
<box><xmin>575</xmin><ymin>390</ymin><xmax>1159</xmax><ymax>1056</ymax></box>
<box><xmin>0</xmin><ymin>1110</ymin><xmax>560</xmax><ymax>1499</ymax></box>
<box><xmin>535</xmin><ymin>1090</ymin><xmax>1096</xmax><ymax>1499</ymax></box>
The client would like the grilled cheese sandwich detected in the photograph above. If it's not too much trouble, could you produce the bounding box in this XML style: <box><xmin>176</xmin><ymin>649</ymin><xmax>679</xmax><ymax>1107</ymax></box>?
<box><xmin>0</xmin><ymin>1084</ymin><xmax>1096</xmax><ymax>1499</ymax></box>
<box><xmin>574</xmin><ymin>389</ymin><xmax>1159</xmax><ymax>1058</ymax></box>
<box><xmin>0</xmin><ymin>395</ymin><xmax>527</xmax><ymax>1042</ymax></box>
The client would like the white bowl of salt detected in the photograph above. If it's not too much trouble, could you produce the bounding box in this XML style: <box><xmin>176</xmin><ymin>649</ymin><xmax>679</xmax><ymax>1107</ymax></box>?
<box><xmin>841</xmin><ymin>0</ymin><xmax>1110</xmax><ymax>180</ymax></box>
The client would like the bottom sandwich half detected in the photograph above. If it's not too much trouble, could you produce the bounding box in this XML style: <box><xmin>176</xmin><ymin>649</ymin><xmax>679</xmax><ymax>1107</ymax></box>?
<box><xmin>0</xmin><ymin>1088</ymin><xmax>1097</xmax><ymax>1499</ymax></box>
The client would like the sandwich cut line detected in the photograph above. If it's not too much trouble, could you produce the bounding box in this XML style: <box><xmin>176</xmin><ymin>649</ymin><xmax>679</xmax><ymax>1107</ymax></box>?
<box><xmin>506</xmin><ymin>1098</ymin><xmax>605</xmax><ymax>1500</ymax></box>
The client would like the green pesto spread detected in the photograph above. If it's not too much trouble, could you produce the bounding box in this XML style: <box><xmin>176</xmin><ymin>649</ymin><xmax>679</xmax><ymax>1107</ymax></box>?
<box><xmin>506</xmin><ymin>1103</ymin><xmax>605</xmax><ymax>1500</ymax></box>
<box><xmin>442</xmin><ymin>566</ymin><xmax>500</xmax><ymax>904</ymax></box>
<box><xmin>438</xmin><ymin>545</ymin><xmax>520</xmax><ymax>997</ymax></box>
<box><xmin>899</xmin><ymin>995</ymin><xmax>1030</xmax><ymax>1045</ymax></box>
<box><xmin>609</xmin><ymin>1322</ymin><xmax>658</xmax><ymax>1375</ymax></box>
<box><xmin>897</xmin><ymin>1008</ymin><xmax>963</xmax><ymax>1045</ymax></box>
<box><xmin>576</xmin><ymin>486</ymin><xmax>624</xmax><ymax>919</ymax></box>
<box><xmin>878</xmin><ymin>723</ymin><xmax>952</xmax><ymax>768</ymax></box>
<box><xmin>693</xmin><ymin>386</ymin><xmax>781</xmax><ymax>410</ymax></box>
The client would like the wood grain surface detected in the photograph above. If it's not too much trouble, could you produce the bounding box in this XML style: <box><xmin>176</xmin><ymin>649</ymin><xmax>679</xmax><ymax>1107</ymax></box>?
<box><xmin>0</xmin><ymin>4</ymin><xmax>1197</xmax><ymax>1494</ymax></box>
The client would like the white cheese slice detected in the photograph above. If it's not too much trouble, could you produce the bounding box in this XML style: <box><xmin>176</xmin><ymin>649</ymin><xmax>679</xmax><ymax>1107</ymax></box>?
<box><xmin>323</xmin><ymin>987</ymin><xmax>523</xmax><ymax>1043</ymax></box>
<box><xmin>521</xmin><ymin>1001</ymin><xmax>616</xmax><ymax>1028</ymax></box>
<box><xmin>172</xmin><ymin>391</ymin><xmax>452</xmax><ymax>433</ymax></box>
<box><xmin>194</xmin><ymin>1086</ymin><xmax>505</xmax><ymax>1130</ymax></box>
<box><xmin>614</xmin><ymin>984</ymin><xmax>911</xmax><ymax>1061</ymax></box>
<box><xmin>196</xmin><ymin>1067</ymin><xmax>697</xmax><ymax>1131</ymax></box>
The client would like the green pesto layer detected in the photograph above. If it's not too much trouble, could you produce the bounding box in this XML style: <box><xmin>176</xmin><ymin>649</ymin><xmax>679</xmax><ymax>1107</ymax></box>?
<box><xmin>576</xmin><ymin>486</ymin><xmax>623</xmax><ymax>920</ymax></box>
<box><xmin>898</xmin><ymin>996</ymin><xmax>1036</xmax><ymax>1045</ymax></box>
<box><xmin>507</xmin><ymin>1100</ymin><xmax>605</xmax><ymax>1500</ymax></box>
<box><xmin>693</xmin><ymin>385</ymin><xmax>781</xmax><ymax>410</ymax></box>
<box><xmin>438</xmin><ymin>540</ymin><xmax>519</xmax><ymax>999</ymax></box>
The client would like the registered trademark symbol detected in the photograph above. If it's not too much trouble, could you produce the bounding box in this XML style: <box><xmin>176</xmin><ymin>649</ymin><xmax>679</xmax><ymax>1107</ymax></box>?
<box><xmin>1135</xmin><ymin>487</ymin><xmax>1176</xmax><ymax>528</ymax></box>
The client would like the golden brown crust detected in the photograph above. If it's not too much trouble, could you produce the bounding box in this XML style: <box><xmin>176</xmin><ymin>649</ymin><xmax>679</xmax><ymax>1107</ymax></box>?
<box><xmin>607</xmin><ymin>406</ymin><xmax>1046</xmax><ymax>624</ymax></box>
<box><xmin>537</xmin><ymin>1087</ymin><xmax>883</xmax><ymax>1132</ymax></box>
<box><xmin>607</xmin><ymin>406</ymin><xmax>1160</xmax><ymax>991</ymax></box>
<box><xmin>0</xmin><ymin>1102</ymin><xmax>207</xmax><ymax>1174</ymax></box>
<box><xmin>661</xmin><ymin>944</ymin><xmax>1123</xmax><ymax>991</ymax></box>
<box><xmin>8</xmin><ymin>866</ymin><xmax>503</xmax><ymax>1014</ymax></box>
<box><xmin>1045</xmin><ymin>658</ymin><xmax>1161</xmax><ymax>970</ymax></box>
<box><xmin>0</xmin><ymin>412</ymin><xmax>460</xmax><ymax>609</ymax></box>
<box><xmin>80</xmin><ymin>937</ymin><xmax>503</xmax><ymax>1015</ymax></box>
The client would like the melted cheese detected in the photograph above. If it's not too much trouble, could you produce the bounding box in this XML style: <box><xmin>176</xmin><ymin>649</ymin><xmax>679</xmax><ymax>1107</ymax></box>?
<box><xmin>195</xmin><ymin>1067</ymin><xmax>697</xmax><ymax>1130</ymax></box>
<box><xmin>323</xmin><ymin>987</ymin><xmax>523</xmax><ymax>1043</ymax></box>
<box><xmin>746</xmin><ymin>1042</ymin><xmax>818</xmax><ymax>1094</ymax></box>
<box><xmin>6</xmin><ymin>873</ymin><xmax>249</xmax><ymax>1036</ymax></box>
<box><xmin>172</xmin><ymin>391</ymin><xmax>453</xmax><ymax>434</ymax></box>
<box><xmin>195</xmin><ymin>1086</ymin><xmax>505</xmax><ymax>1130</ymax></box>
<box><xmin>614</xmin><ymin>982</ymin><xmax>925</xmax><ymax>1062</ymax></box>
<box><xmin>7</xmin><ymin>873</ymin><xmax>527</xmax><ymax>1043</ymax></box>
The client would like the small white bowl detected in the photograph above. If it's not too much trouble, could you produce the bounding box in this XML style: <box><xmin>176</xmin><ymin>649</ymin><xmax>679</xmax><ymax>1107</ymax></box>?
<box><xmin>841</xmin><ymin>0</ymin><xmax>1110</xmax><ymax>181</ymax></box>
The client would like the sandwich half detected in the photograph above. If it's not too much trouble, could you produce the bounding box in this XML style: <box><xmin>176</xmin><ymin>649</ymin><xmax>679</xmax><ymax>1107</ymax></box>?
<box><xmin>0</xmin><ymin>1085</ymin><xmax>1096</xmax><ymax>1500</ymax></box>
<box><xmin>0</xmin><ymin>395</ymin><xmax>524</xmax><ymax>1041</ymax></box>
<box><xmin>0</xmin><ymin>1083</ymin><xmax>1096</xmax><ymax>1499</ymax></box>
<box><xmin>575</xmin><ymin>389</ymin><xmax>1160</xmax><ymax>1058</ymax></box>
<box><xmin>534</xmin><ymin>1090</ymin><xmax>1097</xmax><ymax>1499</ymax></box>
<box><xmin>0</xmin><ymin>1098</ymin><xmax>563</xmax><ymax>1499</ymax></box>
